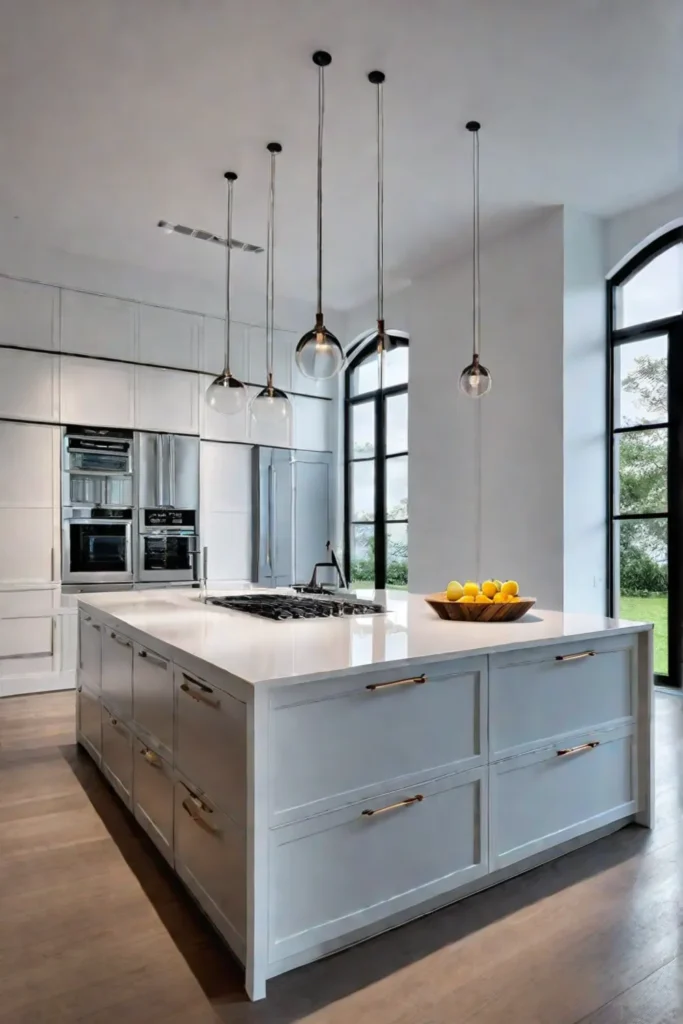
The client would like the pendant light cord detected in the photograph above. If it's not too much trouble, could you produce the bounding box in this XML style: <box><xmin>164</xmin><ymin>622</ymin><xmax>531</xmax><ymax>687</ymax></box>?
<box><xmin>266</xmin><ymin>150</ymin><xmax>276</xmax><ymax>383</ymax></box>
<box><xmin>223</xmin><ymin>176</ymin><xmax>234</xmax><ymax>373</ymax></box>
<box><xmin>316</xmin><ymin>62</ymin><xmax>325</xmax><ymax>318</ymax></box>
<box><xmin>376</xmin><ymin>80</ymin><xmax>385</xmax><ymax>327</ymax></box>
<box><xmin>472</xmin><ymin>126</ymin><xmax>481</xmax><ymax>360</ymax></box>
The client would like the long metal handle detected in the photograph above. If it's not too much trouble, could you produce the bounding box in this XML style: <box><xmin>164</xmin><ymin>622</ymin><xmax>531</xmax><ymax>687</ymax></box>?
<box><xmin>182</xmin><ymin>797</ymin><xmax>220</xmax><ymax>835</ymax></box>
<box><xmin>366</xmin><ymin>673</ymin><xmax>427</xmax><ymax>692</ymax></box>
<box><xmin>50</xmin><ymin>546</ymin><xmax>55</xmax><ymax>582</ymax></box>
<box><xmin>137</xmin><ymin>649</ymin><xmax>168</xmax><ymax>669</ymax></box>
<box><xmin>362</xmin><ymin>794</ymin><xmax>424</xmax><ymax>817</ymax></box>
<box><xmin>180</xmin><ymin>675</ymin><xmax>220</xmax><ymax>710</ymax></box>
<box><xmin>272</xmin><ymin>468</ymin><xmax>278</xmax><ymax>570</ymax></box>
<box><xmin>557</xmin><ymin>741</ymin><xmax>600</xmax><ymax>757</ymax></box>
<box><xmin>169</xmin><ymin>436</ymin><xmax>176</xmax><ymax>508</ymax></box>
<box><xmin>555</xmin><ymin>650</ymin><xmax>595</xmax><ymax>663</ymax></box>
<box><xmin>140</xmin><ymin>747</ymin><xmax>162</xmax><ymax>768</ymax></box>
<box><xmin>110</xmin><ymin>632</ymin><xmax>132</xmax><ymax>648</ymax></box>
<box><xmin>266</xmin><ymin>464</ymin><xmax>273</xmax><ymax>574</ymax></box>
<box><xmin>156</xmin><ymin>434</ymin><xmax>163</xmax><ymax>507</ymax></box>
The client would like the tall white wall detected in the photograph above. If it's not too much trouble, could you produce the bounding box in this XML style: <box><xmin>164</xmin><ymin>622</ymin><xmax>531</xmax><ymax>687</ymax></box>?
<box><xmin>605</xmin><ymin>187</ymin><xmax>683</xmax><ymax>277</ymax></box>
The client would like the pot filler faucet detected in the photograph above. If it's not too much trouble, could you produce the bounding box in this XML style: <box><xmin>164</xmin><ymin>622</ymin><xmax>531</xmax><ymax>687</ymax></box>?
<box><xmin>302</xmin><ymin>542</ymin><xmax>348</xmax><ymax>593</ymax></box>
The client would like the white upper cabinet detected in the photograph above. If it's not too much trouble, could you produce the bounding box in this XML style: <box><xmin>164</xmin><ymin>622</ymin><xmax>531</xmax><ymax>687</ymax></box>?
<box><xmin>200</xmin><ymin>441</ymin><xmax>251</xmax><ymax>514</ymax></box>
<box><xmin>0</xmin><ymin>348</ymin><xmax>59</xmax><ymax>422</ymax></box>
<box><xmin>0</xmin><ymin>277</ymin><xmax>58</xmax><ymax>351</ymax></box>
<box><xmin>60</xmin><ymin>291</ymin><xmax>136</xmax><ymax>361</ymax></box>
<box><xmin>60</xmin><ymin>355</ymin><xmax>135</xmax><ymax>429</ymax></box>
<box><xmin>292</xmin><ymin>396</ymin><xmax>331</xmax><ymax>452</ymax></box>
<box><xmin>199</xmin><ymin>373</ymin><xmax>250</xmax><ymax>444</ymax></box>
<box><xmin>138</xmin><ymin>305</ymin><xmax>200</xmax><ymax>371</ymax></box>
<box><xmin>247</xmin><ymin>327</ymin><xmax>294</xmax><ymax>390</ymax></box>
<box><xmin>202</xmin><ymin>317</ymin><xmax>248</xmax><ymax>381</ymax></box>
<box><xmin>247</xmin><ymin>326</ymin><xmax>268</xmax><ymax>386</ymax></box>
<box><xmin>134</xmin><ymin>365</ymin><xmax>199</xmax><ymax>435</ymax></box>
<box><xmin>0</xmin><ymin>422</ymin><xmax>58</xmax><ymax>507</ymax></box>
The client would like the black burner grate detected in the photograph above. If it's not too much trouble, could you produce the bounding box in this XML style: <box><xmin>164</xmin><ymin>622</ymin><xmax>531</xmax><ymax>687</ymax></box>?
<box><xmin>208</xmin><ymin>594</ymin><xmax>385</xmax><ymax>620</ymax></box>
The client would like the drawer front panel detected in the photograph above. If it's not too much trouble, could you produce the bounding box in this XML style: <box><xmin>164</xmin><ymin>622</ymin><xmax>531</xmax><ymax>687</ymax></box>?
<box><xmin>0</xmin><ymin>616</ymin><xmax>52</xmax><ymax>658</ymax></box>
<box><xmin>490</xmin><ymin>725</ymin><xmax>635</xmax><ymax>871</ymax></box>
<box><xmin>490</xmin><ymin>637</ymin><xmax>636</xmax><ymax>758</ymax></box>
<box><xmin>0</xmin><ymin>588</ymin><xmax>56</xmax><ymax>616</ymax></box>
<box><xmin>175</xmin><ymin>667</ymin><xmax>246</xmax><ymax>824</ymax></box>
<box><xmin>270</xmin><ymin>768</ymin><xmax>488</xmax><ymax>963</ymax></box>
<box><xmin>78</xmin><ymin>615</ymin><xmax>102</xmax><ymax>693</ymax></box>
<box><xmin>101</xmin><ymin>629</ymin><xmax>133</xmax><ymax>721</ymax></box>
<box><xmin>133</xmin><ymin>741</ymin><xmax>174</xmax><ymax>864</ymax></box>
<box><xmin>174</xmin><ymin>779</ymin><xmax>247</xmax><ymax>946</ymax></box>
<box><xmin>270</xmin><ymin>657</ymin><xmax>487</xmax><ymax>824</ymax></box>
<box><xmin>133</xmin><ymin>646</ymin><xmax>173</xmax><ymax>758</ymax></box>
<box><xmin>101</xmin><ymin>708</ymin><xmax>133</xmax><ymax>808</ymax></box>
<box><xmin>77</xmin><ymin>684</ymin><xmax>101</xmax><ymax>762</ymax></box>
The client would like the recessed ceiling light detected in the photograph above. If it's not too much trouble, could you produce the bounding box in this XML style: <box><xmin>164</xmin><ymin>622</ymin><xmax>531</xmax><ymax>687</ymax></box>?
<box><xmin>157</xmin><ymin>220</ymin><xmax>263</xmax><ymax>253</ymax></box>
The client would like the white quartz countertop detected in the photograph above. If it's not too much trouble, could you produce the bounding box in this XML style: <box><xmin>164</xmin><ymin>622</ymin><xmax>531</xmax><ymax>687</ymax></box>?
<box><xmin>77</xmin><ymin>587</ymin><xmax>652</xmax><ymax>687</ymax></box>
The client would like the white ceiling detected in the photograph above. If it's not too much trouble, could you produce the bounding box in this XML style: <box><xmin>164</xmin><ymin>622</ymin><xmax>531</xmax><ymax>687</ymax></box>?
<box><xmin>1</xmin><ymin>0</ymin><xmax>681</xmax><ymax>310</ymax></box>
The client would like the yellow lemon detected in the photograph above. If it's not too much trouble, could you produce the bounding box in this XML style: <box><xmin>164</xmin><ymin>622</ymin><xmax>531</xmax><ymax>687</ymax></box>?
<box><xmin>493</xmin><ymin>579</ymin><xmax>502</xmax><ymax>592</ymax></box>
<box><xmin>501</xmin><ymin>580</ymin><xmax>519</xmax><ymax>597</ymax></box>
<box><xmin>446</xmin><ymin>580</ymin><xmax>464</xmax><ymax>602</ymax></box>
<box><xmin>457</xmin><ymin>595</ymin><xmax>475</xmax><ymax>603</ymax></box>
<box><xmin>481</xmin><ymin>580</ymin><xmax>498</xmax><ymax>599</ymax></box>
<box><xmin>509</xmin><ymin>596</ymin><xmax>522</xmax><ymax>603</ymax></box>
<box><xmin>492</xmin><ymin>592</ymin><xmax>506</xmax><ymax>603</ymax></box>
<box><xmin>463</xmin><ymin>581</ymin><xmax>479</xmax><ymax>598</ymax></box>
<box><xmin>475</xmin><ymin>594</ymin><xmax>492</xmax><ymax>604</ymax></box>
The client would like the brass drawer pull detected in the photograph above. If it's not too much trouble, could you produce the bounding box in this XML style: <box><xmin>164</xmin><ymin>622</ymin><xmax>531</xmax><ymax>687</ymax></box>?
<box><xmin>362</xmin><ymin>794</ymin><xmax>424</xmax><ymax>817</ymax></box>
<box><xmin>140</xmin><ymin>747</ymin><xmax>162</xmax><ymax>768</ymax></box>
<box><xmin>555</xmin><ymin>650</ymin><xmax>595</xmax><ymax>663</ymax></box>
<box><xmin>182</xmin><ymin>797</ymin><xmax>220</xmax><ymax>835</ymax></box>
<box><xmin>557</xmin><ymin>741</ymin><xmax>600</xmax><ymax>757</ymax></box>
<box><xmin>137</xmin><ymin>650</ymin><xmax>168</xmax><ymax>669</ymax></box>
<box><xmin>366</xmin><ymin>674</ymin><xmax>427</xmax><ymax>692</ymax></box>
<box><xmin>180</xmin><ymin>674</ymin><xmax>220</xmax><ymax>709</ymax></box>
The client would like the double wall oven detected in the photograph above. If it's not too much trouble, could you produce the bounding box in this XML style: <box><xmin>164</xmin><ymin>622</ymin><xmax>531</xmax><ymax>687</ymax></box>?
<box><xmin>61</xmin><ymin>426</ymin><xmax>200</xmax><ymax>590</ymax></box>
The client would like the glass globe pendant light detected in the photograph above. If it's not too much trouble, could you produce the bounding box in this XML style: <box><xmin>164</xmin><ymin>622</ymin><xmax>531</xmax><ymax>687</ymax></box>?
<box><xmin>205</xmin><ymin>171</ymin><xmax>248</xmax><ymax>415</ymax></box>
<box><xmin>251</xmin><ymin>143</ymin><xmax>292</xmax><ymax>433</ymax></box>
<box><xmin>368</xmin><ymin>69</ymin><xmax>387</xmax><ymax>386</ymax></box>
<box><xmin>459</xmin><ymin>121</ymin><xmax>492</xmax><ymax>398</ymax></box>
<box><xmin>295</xmin><ymin>51</ymin><xmax>344</xmax><ymax>381</ymax></box>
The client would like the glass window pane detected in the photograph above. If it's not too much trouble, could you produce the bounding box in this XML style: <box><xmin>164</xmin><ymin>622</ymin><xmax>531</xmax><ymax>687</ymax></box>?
<box><xmin>350</xmin><ymin>401</ymin><xmax>375</xmax><ymax>457</ymax></box>
<box><xmin>386</xmin><ymin>522</ymin><xmax>408</xmax><ymax>587</ymax></box>
<box><xmin>351</xmin><ymin>351</ymin><xmax>379</xmax><ymax>396</ymax></box>
<box><xmin>350</xmin><ymin>524</ymin><xmax>375</xmax><ymax>587</ymax></box>
<box><xmin>383</xmin><ymin>344</ymin><xmax>408</xmax><ymax>388</ymax></box>
<box><xmin>351</xmin><ymin>461</ymin><xmax>375</xmax><ymax>522</ymax></box>
<box><xmin>386</xmin><ymin>392</ymin><xmax>408</xmax><ymax>455</ymax></box>
<box><xmin>616</xmin><ymin>428</ymin><xmax>667</xmax><ymax>514</ymax></box>
<box><xmin>616</xmin><ymin>244</ymin><xmax>683</xmax><ymax>328</ymax></box>
<box><xmin>386</xmin><ymin>455</ymin><xmax>408</xmax><ymax>520</ymax></box>
<box><xmin>616</xmin><ymin>518</ymin><xmax>667</xmax><ymax>676</ymax></box>
<box><xmin>614</xmin><ymin>334</ymin><xmax>667</xmax><ymax>427</ymax></box>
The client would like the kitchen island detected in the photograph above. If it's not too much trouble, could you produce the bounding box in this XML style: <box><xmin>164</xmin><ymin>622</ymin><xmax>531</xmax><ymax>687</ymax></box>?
<box><xmin>75</xmin><ymin>588</ymin><xmax>654</xmax><ymax>1001</ymax></box>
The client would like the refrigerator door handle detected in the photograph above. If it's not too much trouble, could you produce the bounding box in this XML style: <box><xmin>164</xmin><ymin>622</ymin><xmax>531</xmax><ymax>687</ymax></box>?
<box><xmin>155</xmin><ymin>434</ymin><xmax>164</xmax><ymax>508</ymax></box>
<box><xmin>169</xmin><ymin>436</ymin><xmax>176</xmax><ymax>508</ymax></box>
<box><xmin>266</xmin><ymin>463</ymin><xmax>273</xmax><ymax>574</ymax></box>
<box><xmin>271</xmin><ymin>468</ymin><xmax>278</xmax><ymax>571</ymax></box>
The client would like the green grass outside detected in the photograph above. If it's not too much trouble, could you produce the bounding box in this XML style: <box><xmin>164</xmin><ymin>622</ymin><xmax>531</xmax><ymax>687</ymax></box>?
<box><xmin>620</xmin><ymin>595</ymin><xmax>667</xmax><ymax>677</ymax></box>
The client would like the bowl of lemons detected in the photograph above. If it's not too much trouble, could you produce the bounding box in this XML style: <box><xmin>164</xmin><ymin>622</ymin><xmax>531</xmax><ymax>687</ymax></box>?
<box><xmin>425</xmin><ymin>580</ymin><xmax>535</xmax><ymax>622</ymax></box>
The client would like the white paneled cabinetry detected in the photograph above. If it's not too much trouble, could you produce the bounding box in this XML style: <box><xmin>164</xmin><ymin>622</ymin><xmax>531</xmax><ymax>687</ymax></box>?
<box><xmin>0</xmin><ymin>277</ymin><xmax>58</xmax><ymax>350</ymax></box>
<box><xmin>138</xmin><ymin>305</ymin><xmax>200</xmax><ymax>370</ymax></box>
<box><xmin>61</xmin><ymin>291</ymin><xmax>136</xmax><ymax>361</ymax></box>
<box><xmin>60</xmin><ymin>354</ymin><xmax>135</xmax><ymax>429</ymax></box>
<box><xmin>200</xmin><ymin>441</ymin><xmax>251</xmax><ymax>584</ymax></box>
<box><xmin>134</xmin><ymin>365</ymin><xmax>199</xmax><ymax>435</ymax></box>
<box><xmin>0</xmin><ymin>348</ymin><xmax>60</xmax><ymax>422</ymax></box>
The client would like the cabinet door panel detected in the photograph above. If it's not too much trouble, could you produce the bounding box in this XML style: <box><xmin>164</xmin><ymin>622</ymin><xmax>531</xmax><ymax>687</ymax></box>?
<box><xmin>60</xmin><ymin>355</ymin><xmax>134</xmax><ymax>428</ymax></box>
<box><xmin>0</xmin><ymin>508</ymin><xmax>55</xmax><ymax>582</ymax></box>
<box><xmin>78</xmin><ymin>614</ymin><xmax>102</xmax><ymax>693</ymax></box>
<box><xmin>134</xmin><ymin>365</ymin><xmax>199</xmax><ymax>434</ymax></box>
<box><xmin>200</xmin><ymin>374</ymin><xmax>250</xmax><ymax>443</ymax></box>
<box><xmin>292</xmin><ymin>396</ymin><xmax>331</xmax><ymax>452</ymax></box>
<box><xmin>101</xmin><ymin>628</ymin><xmax>133</xmax><ymax>720</ymax></box>
<box><xmin>133</xmin><ymin>645</ymin><xmax>173</xmax><ymax>758</ymax></box>
<box><xmin>0</xmin><ymin>278</ymin><xmax>58</xmax><ymax>350</ymax></box>
<box><xmin>200</xmin><ymin>441</ymin><xmax>251</xmax><ymax>513</ymax></box>
<box><xmin>0</xmin><ymin>422</ymin><xmax>57</xmax><ymax>507</ymax></box>
<box><xmin>201</xmin><ymin>317</ymin><xmax>248</xmax><ymax>380</ymax></box>
<box><xmin>138</xmin><ymin>306</ymin><xmax>199</xmax><ymax>370</ymax></box>
<box><xmin>77</xmin><ymin>684</ymin><xmax>102</xmax><ymax>763</ymax></box>
<box><xmin>134</xmin><ymin>741</ymin><xmax>174</xmax><ymax>864</ymax></box>
<box><xmin>61</xmin><ymin>291</ymin><xmax>136</xmax><ymax>360</ymax></box>
<box><xmin>101</xmin><ymin>709</ymin><xmax>133</xmax><ymax>808</ymax></box>
<box><xmin>0</xmin><ymin>348</ymin><xmax>59</xmax><ymax>422</ymax></box>
<box><xmin>0</xmin><ymin>616</ymin><xmax>52</xmax><ymax>658</ymax></box>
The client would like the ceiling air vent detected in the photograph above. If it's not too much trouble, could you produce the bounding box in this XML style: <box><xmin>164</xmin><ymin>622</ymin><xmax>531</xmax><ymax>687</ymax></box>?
<box><xmin>157</xmin><ymin>220</ymin><xmax>263</xmax><ymax>254</ymax></box>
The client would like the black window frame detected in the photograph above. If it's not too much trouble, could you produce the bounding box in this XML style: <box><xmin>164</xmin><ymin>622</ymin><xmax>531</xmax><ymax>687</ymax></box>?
<box><xmin>344</xmin><ymin>334</ymin><xmax>409</xmax><ymax>589</ymax></box>
<box><xmin>607</xmin><ymin>226</ymin><xmax>683</xmax><ymax>687</ymax></box>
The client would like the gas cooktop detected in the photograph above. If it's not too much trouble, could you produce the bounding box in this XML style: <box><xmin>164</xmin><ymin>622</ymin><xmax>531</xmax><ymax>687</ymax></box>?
<box><xmin>207</xmin><ymin>593</ymin><xmax>386</xmax><ymax>620</ymax></box>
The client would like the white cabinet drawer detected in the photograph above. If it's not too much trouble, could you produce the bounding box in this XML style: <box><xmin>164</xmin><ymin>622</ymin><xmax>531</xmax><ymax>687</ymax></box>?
<box><xmin>174</xmin><ymin>778</ymin><xmax>246</xmax><ymax>956</ymax></box>
<box><xmin>133</xmin><ymin>741</ymin><xmax>174</xmax><ymax>865</ymax></box>
<box><xmin>490</xmin><ymin>636</ymin><xmax>636</xmax><ymax>758</ymax></box>
<box><xmin>102</xmin><ymin>707</ymin><xmax>133</xmax><ymax>808</ymax></box>
<box><xmin>0</xmin><ymin>588</ymin><xmax>56</xmax><ymax>617</ymax></box>
<box><xmin>101</xmin><ymin>628</ymin><xmax>133</xmax><ymax>720</ymax></box>
<box><xmin>270</xmin><ymin>767</ymin><xmax>488</xmax><ymax>964</ymax></box>
<box><xmin>270</xmin><ymin>657</ymin><xmax>487</xmax><ymax>824</ymax></box>
<box><xmin>0</xmin><ymin>616</ymin><xmax>52</xmax><ymax>658</ymax></box>
<box><xmin>77</xmin><ymin>684</ymin><xmax>101</xmax><ymax>764</ymax></box>
<box><xmin>175</xmin><ymin>667</ymin><xmax>246</xmax><ymax>825</ymax></box>
<box><xmin>489</xmin><ymin>724</ymin><xmax>636</xmax><ymax>871</ymax></box>
<box><xmin>78</xmin><ymin>614</ymin><xmax>102</xmax><ymax>693</ymax></box>
<box><xmin>133</xmin><ymin>645</ymin><xmax>173</xmax><ymax>759</ymax></box>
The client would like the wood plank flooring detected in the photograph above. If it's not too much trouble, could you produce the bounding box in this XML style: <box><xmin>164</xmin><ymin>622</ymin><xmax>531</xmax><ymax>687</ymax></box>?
<box><xmin>0</xmin><ymin>690</ymin><xmax>680</xmax><ymax>1023</ymax></box>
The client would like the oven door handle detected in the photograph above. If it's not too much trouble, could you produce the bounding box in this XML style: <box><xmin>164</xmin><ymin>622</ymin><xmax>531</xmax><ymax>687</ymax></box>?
<box><xmin>169</xmin><ymin>436</ymin><xmax>176</xmax><ymax>509</ymax></box>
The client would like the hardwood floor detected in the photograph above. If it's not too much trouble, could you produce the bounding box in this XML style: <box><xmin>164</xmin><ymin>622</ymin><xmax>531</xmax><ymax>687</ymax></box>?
<box><xmin>0</xmin><ymin>691</ymin><xmax>680</xmax><ymax>1023</ymax></box>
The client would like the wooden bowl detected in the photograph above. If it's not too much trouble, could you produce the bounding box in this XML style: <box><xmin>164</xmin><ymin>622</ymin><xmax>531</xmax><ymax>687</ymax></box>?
<box><xmin>424</xmin><ymin>593</ymin><xmax>536</xmax><ymax>622</ymax></box>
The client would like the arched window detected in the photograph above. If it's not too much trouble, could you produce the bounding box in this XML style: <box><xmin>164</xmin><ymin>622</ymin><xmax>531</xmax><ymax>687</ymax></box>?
<box><xmin>344</xmin><ymin>332</ymin><xmax>408</xmax><ymax>589</ymax></box>
<box><xmin>608</xmin><ymin>228</ymin><xmax>683</xmax><ymax>686</ymax></box>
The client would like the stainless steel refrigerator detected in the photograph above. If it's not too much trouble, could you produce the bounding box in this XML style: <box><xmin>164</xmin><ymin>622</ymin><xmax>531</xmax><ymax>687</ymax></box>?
<box><xmin>251</xmin><ymin>448</ymin><xmax>333</xmax><ymax>587</ymax></box>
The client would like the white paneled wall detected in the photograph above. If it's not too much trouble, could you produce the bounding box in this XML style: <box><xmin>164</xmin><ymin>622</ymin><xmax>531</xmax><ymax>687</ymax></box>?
<box><xmin>0</xmin><ymin>276</ymin><xmax>59</xmax><ymax>350</ymax></box>
<box><xmin>61</xmin><ymin>290</ymin><xmax>137</xmax><ymax>361</ymax></box>
<box><xmin>200</xmin><ymin>441</ymin><xmax>252</xmax><ymax>584</ymax></box>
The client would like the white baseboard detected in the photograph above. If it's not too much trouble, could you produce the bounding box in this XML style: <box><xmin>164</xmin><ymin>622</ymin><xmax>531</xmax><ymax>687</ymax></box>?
<box><xmin>0</xmin><ymin>669</ymin><xmax>76</xmax><ymax>698</ymax></box>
